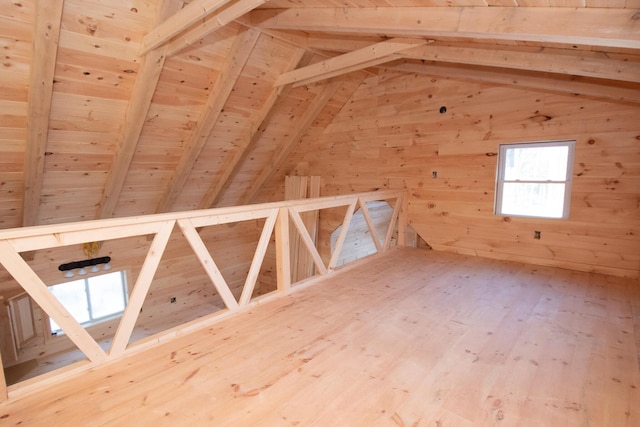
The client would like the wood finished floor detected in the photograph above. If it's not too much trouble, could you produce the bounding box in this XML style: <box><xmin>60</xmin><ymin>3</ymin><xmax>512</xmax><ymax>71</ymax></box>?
<box><xmin>1</xmin><ymin>247</ymin><xmax>639</xmax><ymax>426</ymax></box>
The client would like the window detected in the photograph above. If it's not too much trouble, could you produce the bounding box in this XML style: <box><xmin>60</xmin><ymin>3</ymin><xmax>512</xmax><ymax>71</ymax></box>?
<box><xmin>495</xmin><ymin>140</ymin><xmax>575</xmax><ymax>219</ymax></box>
<box><xmin>48</xmin><ymin>271</ymin><xmax>128</xmax><ymax>335</ymax></box>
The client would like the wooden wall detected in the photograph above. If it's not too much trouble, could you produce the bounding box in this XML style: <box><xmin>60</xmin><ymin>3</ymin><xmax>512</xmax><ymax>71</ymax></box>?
<box><xmin>278</xmin><ymin>70</ymin><xmax>640</xmax><ymax>278</ymax></box>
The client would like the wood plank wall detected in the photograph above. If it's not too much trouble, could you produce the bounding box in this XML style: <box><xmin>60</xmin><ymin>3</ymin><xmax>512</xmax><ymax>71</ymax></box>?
<box><xmin>276</xmin><ymin>71</ymin><xmax>640</xmax><ymax>278</ymax></box>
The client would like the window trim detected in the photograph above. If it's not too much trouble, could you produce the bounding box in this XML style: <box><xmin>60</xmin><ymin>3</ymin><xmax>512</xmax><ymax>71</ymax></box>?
<box><xmin>495</xmin><ymin>140</ymin><xmax>575</xmax><ymax>220</ymax></box>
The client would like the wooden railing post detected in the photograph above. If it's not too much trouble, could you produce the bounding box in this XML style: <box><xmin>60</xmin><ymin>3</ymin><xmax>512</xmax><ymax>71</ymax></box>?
<box><xmin>0</xmin><ymin>348</ymin><xmax>7</xmax><ymax>402</ymax></box>
<box><xmin>397</xmin><ymin>192</ymin><xmax>408</xmax><ymax>247</ymax></box>
<box><xmin>275</xmin><ymin>207</ymin><xmax>291</xmax><ymax>293</ymax></box>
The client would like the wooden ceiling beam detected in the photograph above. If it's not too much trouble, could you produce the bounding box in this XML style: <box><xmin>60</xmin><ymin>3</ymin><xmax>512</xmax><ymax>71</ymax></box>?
<box><xmin>390</xmin><ymin>60</ymin><xmax>640</xmax><ymax>105</ymax></box>
<box><xmin>275</xmin><ymin>38</ymin><xmax>431</xmax><ymax>87</ymax></box>
<box><xmin>400</xmin><ymin>44</ymin><xmax>640</xmax><ymax>84</ymax></box>
<box><xmin>165</xmin><ymin>0</ymin><xmax>267</xmax><ymax>57</ymax></box>
<box><xmin>242</xmin><ymin>80</ymin><xmax>343</xmax><ymax>205</ymax></box>
<box><xmin>307</xmin><ymin>35</ymin><xmax>640</xmax><ymax>84</ymax></box>
<box><xmin>252</xmin><ymin>7</ymin><xmax>640</xmax><ymax>51</ymax></box>
<box><xmin>22</xmin><ymin>0</ymin><xmax>64</xmax><ymax>227</ymax></box>
<box><xmin>156</xmin><ymin>28</ymin><xmax>260</xmax><ymax>213</ymax></box>
<box><xmin>199</xmin><ymin>49</ymin><xmax>312</xmax><ymax>209</ymax></box>
<box><xmin>97</xmin><ymin>2</ymin><xmax>181</xmax><ymax>220</ymax></box>
<box><xmin>139</xmin><ymin>0</ymin><xmax>235</xmax><ymax>55</ymax></box>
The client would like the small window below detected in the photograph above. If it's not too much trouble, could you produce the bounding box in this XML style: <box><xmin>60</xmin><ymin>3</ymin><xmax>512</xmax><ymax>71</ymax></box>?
<box><xmin>48</xmin><ymin>271</ymin><xmax>128</xmax><ymax>335</ymax></box>
<box><xmin>495</xmin><ymin>140</ymin><xmax>575</xmax><ymax>219</ymax></box>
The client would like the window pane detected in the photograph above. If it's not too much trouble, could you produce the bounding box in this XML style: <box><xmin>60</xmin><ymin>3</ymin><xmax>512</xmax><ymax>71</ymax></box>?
<box><xmin>500</xmin><ymin>183</ymin><xmax>566</xmax><ymax>218</ymax></box>
<box><xmin>504</xmin><ymin>145</ymin><xmax>569</xmax><ymax>181</ymax></box>
<box><xmin>88</xmin><ymin>272</ymin><xmax>126</xmax><ymax>319</ymax></box>
<box><xmin>49</xmin><ymin>279</ymin><xmax>90</xmax><ymax>332</ymax></box>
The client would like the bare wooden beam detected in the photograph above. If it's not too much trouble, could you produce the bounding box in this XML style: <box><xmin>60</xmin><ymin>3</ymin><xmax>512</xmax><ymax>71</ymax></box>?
<box><xmin>252</xmin><ymin>7</ymin><xmax>640</xmax><ymax>51</ymax></box>
<box><xmin>238</xmin><ymin>208</ymin><xmax>279</xmax><ymax>307</ymax></box>
<box><xmin>327</xmin><ymin>200</ymin><xmax>357</xmax><ymax>271</ymax></box>
<box><xmin>243</xmin><ymin>80</ymin><xmax>342</xmax><ymax>205</ymax></box>
<box><xmin>390</xmin><ymin>60</ymin><xmax>640</xmax><ymax>105</ymax></box>
<box><xmin>275</xmin><ymin>38</ymin><xmax>431</xmax><ymax>87</ymax></box>
<box><xmin>288</xmin><ymin>208</ymin><xmax>327</xmax><ymax>275</ymax></box>
<box><xmin>139</xmin><ymin>0</ymin><xmax>235</xmax><ymax>55</ymax></box>
<box><xmin>166</xmin><ymin>0</ymin><xmax>267</xmax><ymax>57</ymax></box>
<box><xmin>198</xmin><ymin>49</ymin><xmax>311</xmax><ymax>209</ymax></box>
<box><xmin>275</xmin><ymin>207</ymin><xmax>291</xmax><ymax>293</ymax></box>
<box><xmin>0</xmin><ymin>350</ymin><xmax>6</xmax><ymax>402</ymax></box>
<box><xmin>0</xmin><ymin>241</ymin><xmax>107</xmax><ymax>363</ymax></box>
<box><xmin>22</xmin><ymin>0</ymin><xmax>64</xmax><ymax>227</ymax></box>
<box><xmin>98</xmin><ymin>2</ymin><xmax>180</xmax><ymax>219</ymax></box>
<box><xmin>358</xmin><ymin>199</ymin><xmax>383</xmax><ymax>253</ymax></box>
<box><xmin>109</xmin><ymin>220</ymin><xmax>175</xmax><ymax>355</ymax></box>
<box><xmin>178</xmin><ymin>219</ymin><xmax>240</xmax><ymax>311</ymax></box>
<box><xmin>307</xmin><ymin>35</ymin><xmax>640</xmax><ymax>84</ymax></box>
<box><xmin>400</xmin><ymin>43</ymin><xmax>640</xmax><ymax>84</ymax></box>
<box><xmin>156</xmin><ymin>28</ymin><xmax>260</xmax><ymax>213</ymax></box>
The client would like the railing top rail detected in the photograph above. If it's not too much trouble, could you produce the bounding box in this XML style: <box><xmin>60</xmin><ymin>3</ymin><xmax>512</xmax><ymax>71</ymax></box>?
<box><xmin>0</xmin><ymin>190</ymin><xmax>406</xmax><ymax>241</ymax></box>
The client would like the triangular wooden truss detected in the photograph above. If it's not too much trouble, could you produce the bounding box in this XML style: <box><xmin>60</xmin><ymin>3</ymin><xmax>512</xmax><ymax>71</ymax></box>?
<box><xmin>0</xmin><ymin>190</ymin><xmax>406</xmax><ymax>400</ymax></box>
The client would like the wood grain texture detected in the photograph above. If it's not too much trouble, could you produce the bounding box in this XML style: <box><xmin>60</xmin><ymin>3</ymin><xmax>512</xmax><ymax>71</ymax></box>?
<box><xmin>1</xmin><ymin>248</ymin><xmax>638</xmax><ymax>425</ymax></box>
<box><xmin>252</xmin><ymin>7</ymin><xmax>640</xmax><ymax>49</ymax></box>
<box><xmin>277</xmin><ymin>72</ymin><xmax>640</xmax><ymax>278</ymax></box>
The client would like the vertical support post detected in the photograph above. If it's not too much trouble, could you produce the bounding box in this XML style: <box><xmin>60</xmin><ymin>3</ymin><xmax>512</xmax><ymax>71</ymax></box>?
<box><xmin>0</xmin><ymin>345</ymin><xmax>7</xmax><ymax>402</ymax></box>
<box><xmin>397</xmin><ymin>192</ymin><xmax>408</xmax><ymax>247</ymax></box>
<box><xmin>275</xmin><ymin>207</ymin><xmax>291</xmax><ymax>293</ymax></box>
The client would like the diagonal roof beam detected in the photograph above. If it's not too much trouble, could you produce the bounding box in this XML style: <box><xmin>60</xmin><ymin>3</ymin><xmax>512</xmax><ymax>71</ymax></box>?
<box><xmin>139</xmin><ymin>0</ymin><xmax>236</xmax><ymax>56</ymax></box>
<box><xmin>275</xmin><ymin>38</ymin><xmax>431</xmax><ymax>87</ymax></box>
<box><xmin>156</xmin><ymin>27</ymin><xmax>260</xmax><ymax>213</ymax></box>
<box><xmin>306</xmin><ymin>35</ymin><xmax>640</xmax><ymax>84</ymax></box>
<box><xmin>199</xmin><ymin>49</ymin><xmax>313</xmax><ymax>209</ymax></box>
<box><xmin>389</xmin><ymin>60</ymin><xmax>640</xmax><ymax>105</ymax></box>
<box><xmin>252</xmin><ymin>7</ymin><xmax>640</xmax><ymax>51</ymax></box>
<box><xmin>165</xmin><ymin>0</ymin><xmax>268</xmax><ymax>57</ymax></box>
<box><xmin>242</xmin><ymin>80</ymin><xmax>343</xmax><ymax>205</ymax></box>
<box><xmin>400</xmin><ymin>44</ymin><xmax>640</xmax><ymax>84</ymax></box>
<box><xmin>97</xmin><ymin>2</ymin><xmax>180</xmax><ymax>220</ymax></box>
<box><xmin>22</xmin><ymin>0</ymin><xmax>64</xmax><ymax>227</ymax></box>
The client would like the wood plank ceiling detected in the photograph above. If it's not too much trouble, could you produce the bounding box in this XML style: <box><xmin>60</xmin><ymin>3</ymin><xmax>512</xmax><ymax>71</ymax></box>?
<box><xmin>0</xmin><ymin>0</ymin><xmax>638</xmax><ymax>229</ymax></box>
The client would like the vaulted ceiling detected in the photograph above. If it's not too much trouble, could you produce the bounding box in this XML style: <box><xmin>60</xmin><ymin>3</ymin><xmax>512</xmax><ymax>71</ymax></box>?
<box><xmin>1</xmin><ymin>0</ymin><xmax>638</xmax><ymax>229</ymax></box>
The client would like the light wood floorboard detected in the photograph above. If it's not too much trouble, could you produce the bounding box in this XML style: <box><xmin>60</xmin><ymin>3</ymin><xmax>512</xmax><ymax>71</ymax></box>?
<box><xmin>0</xmin><ymin>247</ymin><xmax>638</xmax><ymax>426</ymax></box>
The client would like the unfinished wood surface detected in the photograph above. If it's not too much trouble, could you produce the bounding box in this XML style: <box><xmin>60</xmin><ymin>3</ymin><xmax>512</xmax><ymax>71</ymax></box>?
<box><xmin>22</xmin><ymin>0</ymin><xmax>64</xmax><ymax>227</ymax></box>
<box><xmin>138</xmin><ymin>0</ymin><xmax>236</xmax><ymax>55</ymax></box>
<box><xmin>390</xmin><ymin>60</ymin><xmax>640</xmax><ymax>106</ymax></box>
<box><xmin>156</xmin><ymin>27</ymin><xmax>260</xmax><ymax>213</ymax></box>
<box><xmin>243</xmin><ymin>80</ymin><xmax>342</xmax><ymax>204</ymax></box>
<box><xmin>279</xmin><ymin>70</ymin><xmax>640</xmax><ymax>279</ymax></box>
<box><xmin>0</xmin><ymin>241</ymin><xmax>107</xmax><ymax>363</ymax></box>
<box><xmin>1</xmin><ymin>1</ymin><xmax>638</xmax><ymax>243</ymax></box>
<box><xmin>165</xmin><ymin>0</ymin><xmax>268</xmax><ymax>57</ymax></box>
<box><xmin>252</xmin><ymin>7</ymin><xmax>640</xmax><ymax>49</ymax></box>
<box><xmin>275</xmin><ymin>38</ymin><xmax>430</xmax><ymax>87</ymax></box>
<box><xmin>109</xmin><ymin>220</ymin><xmax>175</xmax><ymax>355</ymax></box>
<box><xmin>198</xmin><ymin>49</ymin><xmax>309</xmax><ymax>209</ymax></box>
<box><xmin>1</xmin><ymin>248</ymin><xmax>638</xmax><ymax>425</ymax></box>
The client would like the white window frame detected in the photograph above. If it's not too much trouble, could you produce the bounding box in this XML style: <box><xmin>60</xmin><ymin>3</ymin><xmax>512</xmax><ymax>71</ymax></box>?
<box><xmin>495</xmin><ymin>140</ymin><xmax>575</xmax><ymax>219</ymax></box>
<box><xmin>49</xmin><ymin>270</ymin><xmax>128</xmax><ymax>336</ymax></box>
